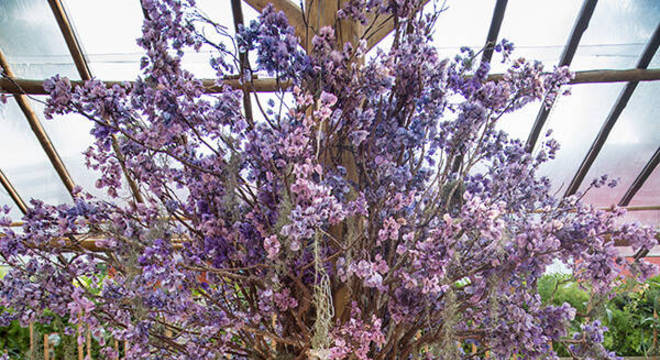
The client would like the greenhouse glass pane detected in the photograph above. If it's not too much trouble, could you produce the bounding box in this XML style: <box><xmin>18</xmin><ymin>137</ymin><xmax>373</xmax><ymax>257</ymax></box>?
<box><xmin>63</xmin><ymin>0</ymin><xmax>257</xmax><ymax>81</ymax></box>
<box><xmin>431</xmin><ymin>0</ymin><xmax>494</xmax><ymax>58</ymax></box>
<box><xmin>0</xmin><ymin>98</ymin><xmax>71</xmax><ymax>210</ymax></box>
<box><xmin>187</xmin><ymin>0</ymin><xmax>260</xmax><ymax>78</ymax></box>
<box><xmin>62</xmin><ymin>0</ymin><xmax>144</xmax><ymax>80</ymax></box>
<box><xmin>0</xmin><ymin>189</ymin><xmax>23</xmax><ymax>221</ymax></box>
<box><xmin>29</xmin><ymin>96</ymin><xmax>132</xmax><ymax>202</ymax></box>
<box><xmin>491</xmin><ymin>0</ymin><xmax>582</xmax><ymax>73</ymax></box>
<box><xmin>571</xmin><ymin>0</ymin><xmax>660</xmax><ymax>71</ymax></box>
<box><xmin>580</xmin><ymin>82</ymin><xmax>660</xmax><ymax>207</ymax></box>
<box><xmin>0</xmin><ymin>0</ymin><xmax>78</xmax><ymax>79</ymax></box>
<box><xmin>629</xmin><ymin>167</ymin><xmax>660</xmax><ymax>208</ymax></box>
<box><xmin>497</xmin><ymin>83</ymin><xmax>627</xmax><ymax>195</ymax></box>
<box><xmin>368</xmin><ymin>0</ymin><xmax>494</xmax><ymax>59</ymax></box>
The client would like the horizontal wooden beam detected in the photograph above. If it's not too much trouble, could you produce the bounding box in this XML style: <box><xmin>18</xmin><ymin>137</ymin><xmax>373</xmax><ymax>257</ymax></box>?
<box><xmin>2</xmin><ymin>68</ymin><xmax>659</xmax><ymax>96</ymax></box>
<box><xmin>0</xmin><ymin>76</ymin><xmax>291</xmax><ymax>95</ymax></box>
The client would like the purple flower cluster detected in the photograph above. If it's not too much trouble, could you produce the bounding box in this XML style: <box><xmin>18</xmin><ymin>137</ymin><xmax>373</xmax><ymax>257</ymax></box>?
<box><xmin>0</xmin><ymin>0</ymin><xmax>655</xmax><ymax>358</ymax></box>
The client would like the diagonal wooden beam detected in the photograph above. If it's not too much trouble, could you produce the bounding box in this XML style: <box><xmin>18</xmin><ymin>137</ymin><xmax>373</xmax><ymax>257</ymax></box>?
<box><xmin>481</xmin><ymin>0</ymin><xmax>508</xmax><ymax>64</ymax></box>
<box><xmin>48</xmin><ymin>0</ymin><xmax>145</xmax><ymax>204</ymax></box>
<box><xmin>365</xmin><ymin>0</ymin><xmax>431</xmax><ymax>51</ymax></box>
<box><xmin>619</xmin><ymin>146</ymin><xmax>660</xmax><ymax>207</ymax></box>
<box><xmin>0</xmin><ymin>169</ymin><xmax>28</xmax><ymax>215</ymax></box>
<box><xmin>525</xmin><ymin>0</ymin><xmax>598</xmax><ymax>152</ymax></box>
<box><xmin>0</xmin><ymin>49</ymin><xmax>77</xmax><ymax>197</ymax></box>
<box><xmin>47</xmin><ymin>0</ymin><xmax>91</xmax><ymax>80</ymax></box>
<box><xmin>242</xmin><ymin>0</ymin><xmax>306</xmax><ymax>43</ymax></box>
<box><xmin>452</xmin><ymin>0</ymin><xmax>508</xmax><ymax>172</ymax></box>
<box><xmin>564</xmin><ymin>23</ymin><xmax>660</xmax><ymax>198</ymax></box>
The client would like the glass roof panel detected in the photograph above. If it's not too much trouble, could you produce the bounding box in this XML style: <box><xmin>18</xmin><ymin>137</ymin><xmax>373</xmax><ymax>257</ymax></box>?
<box><xmin>63</xmin><ymin>0</ymin><xmax>259</xmax><ymax>81</ymax></box>
<box><xmin>0</xmin><ymin>97</ymin><xmax>71</xmax><ymax>211</ymax></box>
<box><xmin>0</xmin><ymin>189</ymin><xmax>23</xmax><ymax>220</ymax></box>
<box><xmin>430</xmin><ymin>0</ymin><xmax>494</xmax><ymax>58</ymax></box>
<box><xmin>579</xmin><ymin>82</ymin><xmax>660</xmax><ymax>208</ymax></box>
<box><xmin>571</xmin><ymin>0</ymin><xmax>660</xmax><ymax>71</ymax></box>
<box><xmin>497</xmin><ymin>83</ymin><xmax>628</xmax><ymax>195</ymax></box>
<box><xmin>629</xmin><ymin>167</ymin><xmax>660</xmax><ymax>208</ymax></box>
<box><xmin>29</xmin><ymin>96</ymin><xmax>132</xmax><ymax>203</ymax></box>
<box><xmin>490</xmin><ymin>0</ymin><xmax>583</xmax><ymax>73</ymax></box>
<box><xmin>62</xmin><ymin>0</ymin><xmax>144</xmax><ymax>80</ymax></box>
<box><xmin>0</xmin><ymin>0</ymin><xmax>78</xmax><ymax>79</ymax></box>
<box><xmin>187</xmin><ymin>0</ymin><xmax>260</xmax><ymax>78</ymax></box>
<box><xmin>368</xmin><ymin>0</ymin><xmax>494</xmax><ymax>59</ymax></box>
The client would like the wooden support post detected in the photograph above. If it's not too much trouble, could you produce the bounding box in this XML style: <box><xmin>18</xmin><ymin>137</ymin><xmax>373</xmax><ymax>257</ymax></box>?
<box><xmin>29</xmin><ymin>322</ymin><xmax>34</xmax><ymax>360</ymax></box>
<box><xmin>86</xmin><ymin>327</ymin><xmax>92</xmax><ymax>359</ymax></box>
<box><xmin>78</xmin><ymin>313</ymin><xmax>84</xmax><ymax>360</ymax></box>
<box><xmin>43</xmin><ymin>334</ymin><xmax>49</xmax><ymax>360</ymax></box>
<box><xmin>114</xmin><ymin>339</ymin><xmax>119</xmax><ymax>360</ymax></box>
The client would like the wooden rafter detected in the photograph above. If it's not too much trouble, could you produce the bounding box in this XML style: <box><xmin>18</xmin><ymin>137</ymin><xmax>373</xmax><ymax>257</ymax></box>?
<box><xmin>48</xmin><ymin>0</ymin><xmax>144</xmax><ymax>204</ymax></box>
<box><xmin>2</xmin><ymin>68</ymin><xmax>659</xmax><ymax>96</ymax></box>
<box><xmin>452</xmin><ymin>0</ymin><xmax>508</xmax><ymax>172</ymax></box>
<box><xmin>564</xmin><ymin>23</ymin><xmax>660</xmax><ymax>198</ymax></box>
<box><xmin>0</xmin><ymin>169</ymin><xmax>28</xmax><ymax>215</ymax></box>
<box><xmin>47</xmin><ymin>0</ymin><xmax>91</xmax><ymax>80</ymax></box>
<box><xmin>364</xmin><ymin>0</ymin><xmax>431</xmax><ymax>50</ymax></box>
<box><xmin>619</xmin><ymin>147</ymin><xmax>660</xmax><ymax>207</ymax></box>
<box><xmin>0</xmin><ymin>49</ymin><xmax>77</xmax><ymax>197</ymax></box>
<box><xmin>525</xmin><ymin>0</ymin><xmax>598</xmax><ymax>152</ymax></box>
<box><xmin>481</xmin><ymin>0</ymin><xmax>508</xmax><ymax>64</ymax></box>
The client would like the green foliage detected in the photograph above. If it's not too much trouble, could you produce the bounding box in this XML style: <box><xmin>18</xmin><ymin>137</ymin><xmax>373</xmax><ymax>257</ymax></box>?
<box><xmin>538</xmin><ymin>273</ymin><xmax>660</xmax><ymax>357</ymax></box>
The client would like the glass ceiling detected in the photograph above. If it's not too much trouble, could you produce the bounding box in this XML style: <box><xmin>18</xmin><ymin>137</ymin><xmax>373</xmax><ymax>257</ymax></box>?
<box><xmin>0</xmin><ymin>0</ymin><xmax>658</xmax><ymax>227</ymax></box>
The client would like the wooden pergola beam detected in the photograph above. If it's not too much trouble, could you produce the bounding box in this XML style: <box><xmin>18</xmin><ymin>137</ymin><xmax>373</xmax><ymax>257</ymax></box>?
<box><xmin>619</xmin><ymin>147</ymin><xmax>660</xmax><ymax>207</ymax></box>
<box><xmin>0</xmin><ymin>49</ymin><xmax>77</xmax><ymax>197</ymax></box>
<box><xmin>525</xmin><ymin>0</ymin><xmax>598</xmax><ymax>152</ymax></box>
<box><xmin>564</xmin><ymin>23</ymin><xmax>660</xmax><ymax>198</ymax></box>
<box><xmin>0</xmin><ymin>169</ymin><xmax>28</xmax><ymax>215</ymax></box>
<box><xmin>2</xmin><ymin>68</ymin><xmax>659</xmax><ymax>96</ymax></box>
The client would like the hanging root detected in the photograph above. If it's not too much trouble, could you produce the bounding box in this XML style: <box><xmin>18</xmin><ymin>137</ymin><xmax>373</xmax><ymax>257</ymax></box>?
<box><xmin>310</xmin><ymin>231</ymin><xmax>334</xmax><ymax>359</ymax></box>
